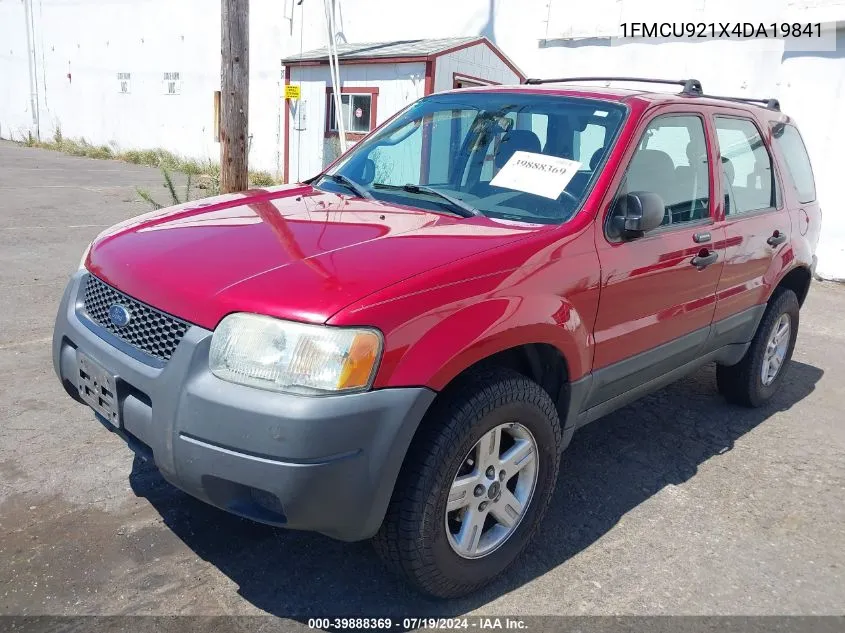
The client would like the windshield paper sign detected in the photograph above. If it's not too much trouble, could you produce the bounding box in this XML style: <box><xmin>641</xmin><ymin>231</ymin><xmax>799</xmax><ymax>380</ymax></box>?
<box><xmin>490</xmin><ymin>151</ymin><xmax>581</xmax><ymax>199</ymax></box>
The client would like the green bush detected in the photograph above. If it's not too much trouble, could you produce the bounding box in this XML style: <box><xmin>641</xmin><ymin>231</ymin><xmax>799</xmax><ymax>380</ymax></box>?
<box><xmin>86</xmin><ymin>145</ymin><xmax>114</xmax><ymax>160</ymax></box>
<box><xmin>249</xmin><ymin>170</ymin><xmax>277</xmax><ymax>187</ymax></box>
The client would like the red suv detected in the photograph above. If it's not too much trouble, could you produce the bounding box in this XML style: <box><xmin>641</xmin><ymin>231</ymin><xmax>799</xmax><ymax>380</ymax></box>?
<box><xmin>53</xmin><ymin>77</ymin><xmax>820</xmax><ymax>598</ymax></box>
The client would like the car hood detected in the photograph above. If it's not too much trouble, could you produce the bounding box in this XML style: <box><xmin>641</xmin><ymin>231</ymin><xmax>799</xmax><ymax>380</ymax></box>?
<box><xmin>86</xmin><ymin>185</ymin><xmax>549</xmax><ymax>329</ymax></box>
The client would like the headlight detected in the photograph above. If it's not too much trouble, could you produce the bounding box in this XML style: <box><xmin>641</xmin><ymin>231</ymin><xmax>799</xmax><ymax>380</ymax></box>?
<box><xmin>78</xmin><ymin>242</ymin><xmax>92</xmax><ymax>270</ymax></box>
<box><xmin>209</xmin><ymin>313</ymin><xmax>383</xmax><ymax>395</ymax></box>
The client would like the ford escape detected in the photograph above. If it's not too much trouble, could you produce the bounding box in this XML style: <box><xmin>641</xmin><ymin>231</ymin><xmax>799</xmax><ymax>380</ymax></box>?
<box><xmin>53</xmin><ymin>77</ymin><xmax>821</xmax><ymax>598</ymax></box>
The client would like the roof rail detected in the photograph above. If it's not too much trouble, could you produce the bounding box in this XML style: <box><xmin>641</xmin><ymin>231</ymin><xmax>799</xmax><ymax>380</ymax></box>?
<box><xmin>698</xmin><ymin>94</ymin><xmax>781</xmax><ymax>111</ymax></box>
<box><xmin>522</xmin><ymin>76</ymin><xmax>703</xmax><ymax>96</ymax></box>
<box><xmin>521</xmin><ymin>76</ymin><xmax>781</xmax><ymax>111</ymax></box>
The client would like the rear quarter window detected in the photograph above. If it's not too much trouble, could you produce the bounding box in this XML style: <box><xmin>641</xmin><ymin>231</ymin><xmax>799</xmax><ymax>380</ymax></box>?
<box><xmin>772</xmin><ymin>123</ymin><xmax>817</xmax><ymax>203</ymax></box>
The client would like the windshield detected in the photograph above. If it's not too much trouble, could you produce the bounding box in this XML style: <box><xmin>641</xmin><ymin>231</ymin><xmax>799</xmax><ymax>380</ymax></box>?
<box><xmin>314</xmin><ymin>92</ymin><xmax>626</xmax><ymax>224</ymax></box>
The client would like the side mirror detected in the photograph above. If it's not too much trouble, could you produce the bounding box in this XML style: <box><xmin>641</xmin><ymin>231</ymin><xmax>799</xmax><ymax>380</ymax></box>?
<box><xmin>611</xmin><ymin>192</ymin><xmax>665</xmax><ymax>239</ymax></box>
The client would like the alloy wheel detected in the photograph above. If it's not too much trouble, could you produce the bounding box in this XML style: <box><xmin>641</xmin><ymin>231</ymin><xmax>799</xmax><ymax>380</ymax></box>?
<box><xmin>762</xmin><ymin>313</ymin><xmax>791</xmax><ymax>386</ymax></box>
<box><xmin>444</xmin><ymin>422</ymin><xmax>538</xmax><ymax>559</ymax></box>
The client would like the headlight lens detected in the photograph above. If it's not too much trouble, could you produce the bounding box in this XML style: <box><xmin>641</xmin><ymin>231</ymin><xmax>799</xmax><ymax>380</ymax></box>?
<box><xmin>209</xmin><ymin>313</ymin><xmax>382</xmax><ymax>395</ymax></box>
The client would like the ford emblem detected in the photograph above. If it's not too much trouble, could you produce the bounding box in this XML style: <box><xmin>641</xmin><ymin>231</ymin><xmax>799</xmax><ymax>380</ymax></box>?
<box><xmin>108</xmin><ymin>304</ymin><xmax>132</xmax><ymax>328</ymax></box>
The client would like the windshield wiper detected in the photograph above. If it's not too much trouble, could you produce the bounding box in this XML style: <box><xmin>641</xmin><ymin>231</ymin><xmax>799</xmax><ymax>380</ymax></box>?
<box><xmin>321</xmin><ymin>173</ymin><xmax>373</xmax><ymax>199</ymax></box>
<box><xmin>372</xmin><ymin>183</ymin><xmax>482</xmax><ymax>218</ymax></box>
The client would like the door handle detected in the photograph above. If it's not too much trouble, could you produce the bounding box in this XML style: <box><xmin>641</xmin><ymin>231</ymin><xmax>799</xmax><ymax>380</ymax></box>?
<box><xmin>767</xmin><ymin>230</ymin><xmax>787</xmax><ymax>247</ymax></box>
<box><xmin>691</xmin><ymin>250</ymin><xmax>719</xmax><ymax>269</ymax></box>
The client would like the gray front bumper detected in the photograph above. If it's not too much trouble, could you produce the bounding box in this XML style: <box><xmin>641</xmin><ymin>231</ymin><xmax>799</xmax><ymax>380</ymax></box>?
<box><xmin>53</xmin><ymin>272</ymin><xmax>435</xmax><ymax>541</ymax></box>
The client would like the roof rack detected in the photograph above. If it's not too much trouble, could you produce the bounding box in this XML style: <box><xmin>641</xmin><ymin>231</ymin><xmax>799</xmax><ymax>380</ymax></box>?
<box><xmin>523</xmin><ymin>76</ymin><xmax>703</xmax><ymax>96</ymax></box>
<box><xmin>697</xmin><ymin>94</ymin><xmax>781</xmax><ymax>111</ymax></box>
<box><xmin>521</xmin><ymin>76</ymin><xmax>781</xmax><ymax>111</ymax></box>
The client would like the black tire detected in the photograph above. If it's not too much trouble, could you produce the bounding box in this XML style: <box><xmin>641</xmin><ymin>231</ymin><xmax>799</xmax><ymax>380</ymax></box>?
<box><xmin>717</xmin><ymin>288</ymin><xmax>800</xmax><ymax>407</ymax></box>
<box><xmin>373</xmin><ymin>367</ymin><xmax>562</xmax><ymax>598</ymax></box>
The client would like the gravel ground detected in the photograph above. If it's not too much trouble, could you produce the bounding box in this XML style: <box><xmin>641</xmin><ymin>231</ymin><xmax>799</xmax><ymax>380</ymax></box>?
<box><xmin>1</xmin><ymin>141</ymin><xmax>843</xmax><ymax>621</ymax></box>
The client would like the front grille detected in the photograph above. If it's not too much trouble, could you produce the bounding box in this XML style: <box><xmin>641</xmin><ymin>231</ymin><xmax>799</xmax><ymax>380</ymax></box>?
<box><xmin>82</xmin><ymin>275</ymin><xmax>190</xmax><ymax>362</ymax></box>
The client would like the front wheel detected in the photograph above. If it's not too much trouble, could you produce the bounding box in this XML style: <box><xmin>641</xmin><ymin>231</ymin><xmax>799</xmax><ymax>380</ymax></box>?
<box><xmin>717</xmin><ymin>288</ymin><xmax>800</xmax><ymax>407</ymax></box>
<box><xmin>373</xmin><ymin>368</ymin><xmax>562</xmax><ymax>598</ymax></box>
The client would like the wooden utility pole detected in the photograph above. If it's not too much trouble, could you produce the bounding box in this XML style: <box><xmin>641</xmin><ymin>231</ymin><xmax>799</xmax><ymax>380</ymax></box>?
<box><xmin>220</xmin><ymin>0</ymin><xmax>249</xmax><ymax>193</ymax></box>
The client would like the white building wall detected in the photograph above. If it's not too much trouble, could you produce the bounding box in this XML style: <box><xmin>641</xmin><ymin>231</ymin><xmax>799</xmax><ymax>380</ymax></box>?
<box><xmin>433</xmin><ymin>43</ymin><xmax>521</xmax><ymax>89</ymax></box>
<box><xmin>0</xmin><ymin>1</ymin><xmax>33</xmax><ymax>141</ymax></box>
<box><xmin>0</xmin><ymin>0</ymin><xmax>287</xmax><ymax>174</ymax></box>
<box><xmin>779</xmin><ymin>31</ymin><xmax>845</xmax><ymax>280</ymax></box>
<box><xmin>287</xmin><ymin>66</ymin><xmax>328</xmax><ymax>184</ymax></box>
<box><xmin>0</xmin><ymin>0</ymin><xmax>843</xmax><ymax>277</ymax></box>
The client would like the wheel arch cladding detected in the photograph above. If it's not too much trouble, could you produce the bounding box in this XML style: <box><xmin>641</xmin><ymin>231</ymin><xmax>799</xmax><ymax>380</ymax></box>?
<box><xmin>773</xmin><ymin>265</ymin><xmax>812</xmax><ymax>307</ymax></box>
<box><xmin>379</xmin><ymin>342</ymin><xmax>574</xmax><ymax>535</ymax></box>
<box><xmin>417</xmin><ymin>342</ymin><xmax>572</xmax><ymax>437</ymax></box>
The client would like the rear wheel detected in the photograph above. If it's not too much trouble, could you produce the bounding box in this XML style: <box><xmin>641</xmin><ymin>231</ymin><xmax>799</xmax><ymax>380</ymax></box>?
<box><xmin>717</xmin><ymin>288</ymin><xmax>800</xmax><ymax>407</ymax></box>
<box><xmin>373</xmin><ymin>367</ymin><xmax>561</xmax><ymax>598</ymax></box>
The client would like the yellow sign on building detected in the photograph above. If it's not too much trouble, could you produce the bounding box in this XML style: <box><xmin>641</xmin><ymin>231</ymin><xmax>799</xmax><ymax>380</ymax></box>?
<box><xmin>284</xmin><ymin>85</ymin><xmax>301</xmax><ymax>100</ymax></box>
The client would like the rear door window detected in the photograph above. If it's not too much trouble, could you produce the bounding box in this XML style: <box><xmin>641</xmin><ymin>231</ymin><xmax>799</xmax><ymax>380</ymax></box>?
<box><xmin>772</xmin><ymin>123</ymin><xmax>816</xmax><ymax>203</ymax></box>
<box><xmin>714</xmin><ymin>117</ymin><xmax>778</xmax><ymax>215</ymax></box>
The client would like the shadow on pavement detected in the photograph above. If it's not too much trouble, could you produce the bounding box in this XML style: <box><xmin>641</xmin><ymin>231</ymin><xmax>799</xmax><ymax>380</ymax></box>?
<box><xmin>129</xmin><ymin>360</ymin><xmax>822</xmax><ymax>618</ymax></box>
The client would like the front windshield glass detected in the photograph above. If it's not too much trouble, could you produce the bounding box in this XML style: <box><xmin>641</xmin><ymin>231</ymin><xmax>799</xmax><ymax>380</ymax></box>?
<box><xmin>315</xmin><ymin>92</ymin><xmax>626</xmax><ymax>224</ymax></box>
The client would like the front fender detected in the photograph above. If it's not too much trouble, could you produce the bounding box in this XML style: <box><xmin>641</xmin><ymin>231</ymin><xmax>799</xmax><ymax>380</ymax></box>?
<box><xmin>399</xmin><ymin>296</ymin><xmax>592</xmax><ymax>390</ymax></box>
<box><xmin>329</xmin><ymin>227</ymin><xmax>602</xmax><ymax>391</ymax></box>
<box><xmin>374</xmin><ymin>292</ymin><xmax>592</xmax><ymax>390</ymax></box>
